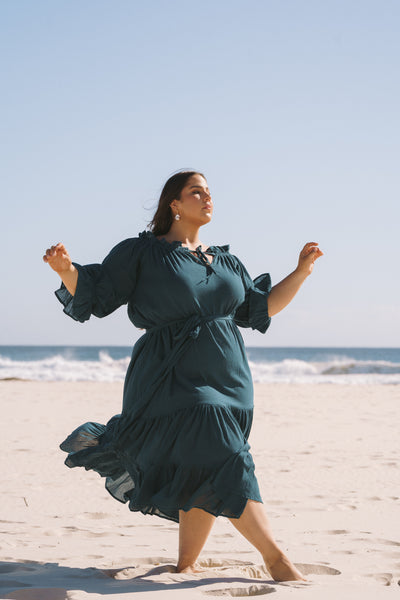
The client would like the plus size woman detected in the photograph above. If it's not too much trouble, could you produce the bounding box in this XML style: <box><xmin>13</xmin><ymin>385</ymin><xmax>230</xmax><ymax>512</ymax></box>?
<box><xmin>43</xmin><ymin>170</ymin><xmax>323</xmax><ymax>581</ymax></box>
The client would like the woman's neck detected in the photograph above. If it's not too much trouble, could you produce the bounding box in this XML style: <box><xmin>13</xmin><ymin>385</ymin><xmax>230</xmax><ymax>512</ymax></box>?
<box><xmin>161</xmin><ymin>222</ymin><xmax>202</xmax><ymax>248</ymax></box>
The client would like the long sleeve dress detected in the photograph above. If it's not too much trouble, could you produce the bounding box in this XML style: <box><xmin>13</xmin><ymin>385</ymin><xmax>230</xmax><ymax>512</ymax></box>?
<box><xmin>57</xmin><ymin>230</ymin><xmax>272</xmax><ymax>523</ymax></box>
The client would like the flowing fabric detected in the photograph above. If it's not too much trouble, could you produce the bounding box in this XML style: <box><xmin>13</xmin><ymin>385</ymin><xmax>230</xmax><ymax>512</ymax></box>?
<box><xmin>56</xmin><ymin>230</ymin><xmax>272</xmax><ymax>523</ymax></box>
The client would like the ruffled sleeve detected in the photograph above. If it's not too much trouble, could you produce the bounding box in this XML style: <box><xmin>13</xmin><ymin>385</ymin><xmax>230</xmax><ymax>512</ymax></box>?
<box><xmin>54</xmin><ymin>237</ymin><xmax>142</xmax><ymax>323</ymax></box>
<box><xmin>233</xmin><ymin>257</ymin><xmax>272</xmax><ymax>334</ymax></box>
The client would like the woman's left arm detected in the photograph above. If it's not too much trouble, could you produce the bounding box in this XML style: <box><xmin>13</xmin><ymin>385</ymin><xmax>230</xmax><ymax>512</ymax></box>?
<box><xmin>267</xmin><ymin>242</ymin><xmax>324</xmax><ymax>317</ymax></box>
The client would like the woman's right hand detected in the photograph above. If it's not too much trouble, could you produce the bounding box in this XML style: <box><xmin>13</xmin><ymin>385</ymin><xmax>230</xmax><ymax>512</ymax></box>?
<box><xmin>43</xmin><ymin>243</ymin><xmax>73</xmax><ymax>274</ymax></box>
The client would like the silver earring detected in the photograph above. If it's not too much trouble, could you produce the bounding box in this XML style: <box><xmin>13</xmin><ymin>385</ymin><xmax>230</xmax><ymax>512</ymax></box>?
<box><xmin>175</xmin><ymin>214</ymin><xmax>181</xmax><ymax>221</ymax></box>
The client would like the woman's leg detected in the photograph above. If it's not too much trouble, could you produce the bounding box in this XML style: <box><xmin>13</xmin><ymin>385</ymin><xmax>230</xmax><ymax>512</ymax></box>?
<box><xmin>177</xmin><ymin>508</ymin><xmax>216</xmax><ymax>573</ymax></box>
<box><xmin>229</xmin><ymin>499</ymin><xmax>306</xmax><ymax>582</ymax></box>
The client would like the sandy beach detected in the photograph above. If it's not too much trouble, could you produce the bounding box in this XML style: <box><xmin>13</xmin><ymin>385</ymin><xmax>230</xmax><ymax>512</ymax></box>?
<box><xmin>1</xmin><ymin>381</ymin><xmax>399</xmax><ymax>599</ymax></box>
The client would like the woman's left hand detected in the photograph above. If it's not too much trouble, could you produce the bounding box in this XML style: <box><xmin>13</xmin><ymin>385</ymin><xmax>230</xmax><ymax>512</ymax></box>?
<box><xmin>296</xmin><ymin>242</ymin><xmax>324</xmax><ymax>276</ymax></box>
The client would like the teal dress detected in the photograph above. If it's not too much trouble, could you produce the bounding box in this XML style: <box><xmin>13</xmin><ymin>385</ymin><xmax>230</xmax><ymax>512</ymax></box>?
<box><xmin>57</xmin><ymin>230</ymin><xmax>272</xmax><ymax>523</ymax></box>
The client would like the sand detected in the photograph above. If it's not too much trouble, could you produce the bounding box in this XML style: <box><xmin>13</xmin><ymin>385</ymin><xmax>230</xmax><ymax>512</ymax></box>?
<box><xmin>0</xmin><ymin>381</ymin><xmax>399</xmax><ymax>599</ymax></box>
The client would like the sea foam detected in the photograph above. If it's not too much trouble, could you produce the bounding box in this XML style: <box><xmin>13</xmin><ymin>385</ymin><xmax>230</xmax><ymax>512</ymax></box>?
<box><xmin>0</xmin><ymin>349</ymin><xmax>399</xmax><ymax>384</ymax></box>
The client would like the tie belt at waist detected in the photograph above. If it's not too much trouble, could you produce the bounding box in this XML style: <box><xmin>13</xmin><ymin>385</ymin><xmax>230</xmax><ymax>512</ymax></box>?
<box><xmin>122</xmin><ymin>315</ymin><xmax>234</xmax><ymax>420</ymax></box>
<box><xmin>146</xmin><ymin>314</ymin><xmax>234</xmax><ymax>339</ymax></box>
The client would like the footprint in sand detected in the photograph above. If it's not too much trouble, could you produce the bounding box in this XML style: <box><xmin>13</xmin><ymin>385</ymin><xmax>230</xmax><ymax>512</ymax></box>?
<box><xmin>102</xmin><ymin>557</ymin><xmax>178</xmax><ymax>579</ymax></box>
<box><xmin>200</xmin><ymin>560</ymin><xmax>341</xmax><ymax>579</ymax></box>
<box><xmin>203</xmin><ymin>585</ymin><xmax>274</xmax><ymax>596</ymax></box>
<box><xmin>376</xmin><ymin>538</ymin><xmax>400</xmax><ymax>547</ymax></box>
<box><xmin>365</xmin><ymin>572</ymin><xmax>394</xmax><ymax>586</ymax></box>
<box><xmin>200</xmin><ymin>559</ymin><xmax>255</xmax><ymax>568</ymax></box>
<box><xmin>0</xmin><ymin>520</ymin><xmax>24</xmax><ymax>525</ymax></box>
<box><xmin>101</xmin><ymin>555</ymin><xmax>341</xmax><ymax>599</ymax></box>
<box><xmin>327</xmin><ymin>529</ymin><xmax>349</xmax><ymax>535</ymax></box>
<box><xmin>294</xmin><ymin>564</ymin><xmax>341</xmax><ymax>576</ymax></box>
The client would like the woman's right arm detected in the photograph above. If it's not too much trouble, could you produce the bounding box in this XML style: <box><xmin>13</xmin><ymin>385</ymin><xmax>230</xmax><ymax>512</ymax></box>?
<box><xmin>43</xmin><ymin>243</ymin><xmax>78</xmax><ymax>296</ymax></box>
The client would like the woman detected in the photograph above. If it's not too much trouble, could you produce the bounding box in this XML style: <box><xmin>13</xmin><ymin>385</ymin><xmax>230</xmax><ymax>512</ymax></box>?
<box><xmin>43</xmin><ymin>170</ymin><xmax>323</xmax><ymax>581</ymax></box>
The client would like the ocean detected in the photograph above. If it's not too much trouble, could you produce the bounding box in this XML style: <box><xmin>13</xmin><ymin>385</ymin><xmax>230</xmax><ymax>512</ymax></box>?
<box><xmin>0</xmin><ymin>346</ymin><xmax>399</xmax><ymax>385</ymax></box>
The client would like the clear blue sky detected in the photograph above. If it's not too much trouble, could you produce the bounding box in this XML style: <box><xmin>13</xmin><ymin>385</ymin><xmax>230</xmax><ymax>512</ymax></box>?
<box><xmin>1</xmin><ymin>0</ymin><xmax>399</xmax><ymax>347</ymax></box>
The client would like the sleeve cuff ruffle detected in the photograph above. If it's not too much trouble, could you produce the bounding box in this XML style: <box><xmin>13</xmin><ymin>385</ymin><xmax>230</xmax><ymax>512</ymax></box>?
<box><xmin>234</xmin><ymin>273</ymin><xmax>272</xmax><ymax>333</ymax></box>
<box><xmin>54</xmin><ymin>263</ymin><xmax>96</xmax><ymax>323</ymax></box>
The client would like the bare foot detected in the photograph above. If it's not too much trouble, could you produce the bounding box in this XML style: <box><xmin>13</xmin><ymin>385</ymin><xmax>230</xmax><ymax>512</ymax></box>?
<box><xmin>267</xmin><ymin>555</ymin><xmax>308</xmax><ymax>582</ymax></box>
<box><xmin>176</xmin><ymin>563</ymin><xmax>205</xmax><ymax>574</ymax></box>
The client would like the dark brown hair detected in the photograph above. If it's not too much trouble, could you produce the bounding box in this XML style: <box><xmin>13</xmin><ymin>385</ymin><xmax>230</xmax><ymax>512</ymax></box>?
<box><xmin>149</xmin><ymin>170</ymin><xmax>205</xmax><ymax>236</ymax></box>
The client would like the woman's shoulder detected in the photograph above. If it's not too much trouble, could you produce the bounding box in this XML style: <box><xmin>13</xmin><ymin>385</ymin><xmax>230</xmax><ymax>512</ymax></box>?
<box><xmin>208</xmin><ymin>242</ymin><xmax>230</xmax><ymax>254</ymax></box>
<box><xmin>103</xmin><ymin>232</ymin><xmax>152</xmax><ymax>264</ymax></box>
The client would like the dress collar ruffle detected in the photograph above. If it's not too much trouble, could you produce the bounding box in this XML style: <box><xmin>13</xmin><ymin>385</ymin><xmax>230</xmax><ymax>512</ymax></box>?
<box><xmin>138</xmin><ymin>230</ymin><xmax>230</xmax><ymax>254</ymax></box>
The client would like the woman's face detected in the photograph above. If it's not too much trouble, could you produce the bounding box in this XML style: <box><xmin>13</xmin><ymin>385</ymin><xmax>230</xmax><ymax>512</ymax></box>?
<box><xmin>171</xmin><ymin>174</ymin><xmax>213</xmax><ymax>226</ymax></box>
